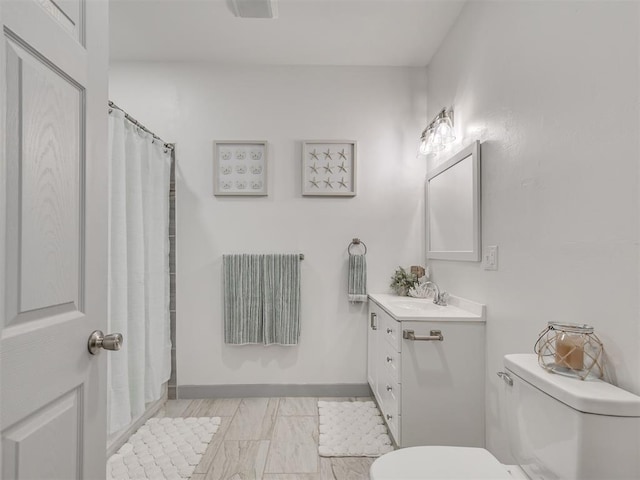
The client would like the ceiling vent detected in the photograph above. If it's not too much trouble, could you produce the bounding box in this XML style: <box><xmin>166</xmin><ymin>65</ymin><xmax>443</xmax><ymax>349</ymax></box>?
<box><xmin>230</xmin><ymin>0</ymin><xmax>278</xmax><ymax>19</ymax></box>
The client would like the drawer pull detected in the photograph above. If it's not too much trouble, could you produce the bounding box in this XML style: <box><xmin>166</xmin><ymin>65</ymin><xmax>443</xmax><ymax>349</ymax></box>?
<box><xmin>370</xmin><ymin>312</ymin><xmax>378</xmax><ymax>330</ymax></box>
<box><xmin>403</xmin><ymin>329</ymin><xmax>444</xmax><ymax>342</ymax></box>
<box><xmin>386</xmin><ymin>385</ymin><xmax>393</xmax><ymax>392</ymax></box>
<box><xmin>386</xmin><ymin>414</ymin><xmax>393</xmax><ymax>420</ymax></box>
<box><xmin>386</xmin><ymin>356</ymin><xmax>393</xmax><ymax>363</ymax></box>
<box><xmin>497</xmin><ymin>371</ymin><xmax>513</xmax><ymax>386</ymax></box>
<box><xmin>386</xmin><ymin>328</ymin><xmax>393</xmax><ymax>334</ymax></box>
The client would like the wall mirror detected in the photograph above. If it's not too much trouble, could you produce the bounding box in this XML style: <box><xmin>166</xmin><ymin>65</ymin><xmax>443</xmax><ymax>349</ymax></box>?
<box><xmin>426</xmin><ymin>140</ymin><xmax>480</xmax><ymax>261</ymax></box>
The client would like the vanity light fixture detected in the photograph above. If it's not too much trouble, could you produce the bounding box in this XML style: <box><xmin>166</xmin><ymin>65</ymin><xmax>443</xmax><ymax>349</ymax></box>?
<box><xmin>418</xmin><ymin>108</ymin><xmax>455</xmax><ymax>155</ymax></box>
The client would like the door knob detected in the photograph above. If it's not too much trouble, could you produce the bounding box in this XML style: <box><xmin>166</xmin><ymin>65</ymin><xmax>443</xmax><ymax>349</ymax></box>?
<box><xmin>88</xmin><ymin>330</ymin><xmax>123</xmax><ymax>355</ymax></box>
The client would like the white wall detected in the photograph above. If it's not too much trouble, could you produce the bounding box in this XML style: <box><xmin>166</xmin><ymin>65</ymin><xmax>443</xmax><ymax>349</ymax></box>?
<box><xmin>109</xmin><ymin>64</ymin><xmax>427</xmax><ymax>387</ymax></box>
<box><xmin>425</xmin><ymin>1</ymin><xmax>640</xmax><ymax>462</ymax></box>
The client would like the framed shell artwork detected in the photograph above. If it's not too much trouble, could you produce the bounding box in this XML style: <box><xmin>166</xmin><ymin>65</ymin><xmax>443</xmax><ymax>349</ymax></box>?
<box><xmin>302</xmin><ymin>140</ymin><xmax>357</xmax><ymax>197</ymax></box>
<box><xmin>214</xmin><ymin>140</ymin><xmax>268</xmax><ymax>196</ymax></box>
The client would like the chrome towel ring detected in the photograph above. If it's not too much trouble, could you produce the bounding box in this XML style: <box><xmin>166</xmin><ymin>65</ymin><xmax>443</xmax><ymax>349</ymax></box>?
<box><xmin>348</xmin><ymin>238</ymin><xmax>367</xmax><ymax>256</ymax></box>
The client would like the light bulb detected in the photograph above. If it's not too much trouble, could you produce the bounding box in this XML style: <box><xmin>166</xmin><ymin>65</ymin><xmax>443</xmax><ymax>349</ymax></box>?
<box><xmin>418</xmin><ymin>138</ymin><xmax>429</xmax><ymax>155</ymax></box>
<box><xmin>436</xmin><ymin>115</ymin><xmax>455</xmax><ymax>144</ymax></box>
<box><xmin>430</xmin><ymin>131</ymin><xmax>444</xmax><ymax>147</ymax></box>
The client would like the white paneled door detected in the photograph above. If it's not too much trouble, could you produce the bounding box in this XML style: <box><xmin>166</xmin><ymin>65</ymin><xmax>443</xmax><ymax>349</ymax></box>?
<box><xmin>0</xmin><ymin>0</ymin><xmax>109</xmax><ymax>478</ymax></box>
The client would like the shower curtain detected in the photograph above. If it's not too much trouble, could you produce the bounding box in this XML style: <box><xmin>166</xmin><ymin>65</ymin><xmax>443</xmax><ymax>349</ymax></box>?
<box><xmin>107</xmin><ymin>109</ymin><xmax>172</xmax><ymax>435</ymax></box>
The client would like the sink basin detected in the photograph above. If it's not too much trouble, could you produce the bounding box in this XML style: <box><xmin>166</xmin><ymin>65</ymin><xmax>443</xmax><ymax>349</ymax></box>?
<box><xmin>385</xmin><ymin>298</ymin><xmax>445</xmax><ymax>312</ymax></box>
<box><xmin>368</xmin><ymin>293</ymin><xmax>485</xmax><ymax>321</ymax></box>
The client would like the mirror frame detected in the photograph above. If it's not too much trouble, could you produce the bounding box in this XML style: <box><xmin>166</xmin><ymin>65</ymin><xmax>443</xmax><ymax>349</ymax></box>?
<box><xmin>426</xmin><ymin>140</ymin><xmax>481</xmax><ymax>261</ymax></box>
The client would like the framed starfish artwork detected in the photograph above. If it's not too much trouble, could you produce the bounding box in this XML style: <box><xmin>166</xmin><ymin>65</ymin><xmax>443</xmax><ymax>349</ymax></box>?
<box><xmin>302</xmin><ymin>140</ymin><xmax>357</xmax><ymax>197</ymax></box>
<box><xmin>213</xmin><ymin>140</ymin><xmax>268</xmax><ymax>196</ymax></box>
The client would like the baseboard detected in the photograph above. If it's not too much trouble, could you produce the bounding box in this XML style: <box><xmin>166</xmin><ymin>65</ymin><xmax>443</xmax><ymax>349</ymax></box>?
<box><xmin>178</xmin><ymin>383</ymin><xmax>371</xmax><ymax>399</ymax></box>
<box><xmin>106</xmin><ymin>383</ymin><xmax>168</xmax><ymax>458</ymax></box>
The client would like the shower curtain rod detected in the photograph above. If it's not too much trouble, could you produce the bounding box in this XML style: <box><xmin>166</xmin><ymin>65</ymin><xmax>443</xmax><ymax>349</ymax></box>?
<box><xmin>108</xmin><ymin>100</ymin><xmax>175</xmax><ymax>151</ymax></box>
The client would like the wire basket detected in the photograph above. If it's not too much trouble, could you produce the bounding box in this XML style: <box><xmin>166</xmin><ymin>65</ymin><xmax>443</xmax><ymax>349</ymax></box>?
<box><xmin>534</xmin><ymin>322</ymin><xmax>604</xmax><ymax>380</ymax></box>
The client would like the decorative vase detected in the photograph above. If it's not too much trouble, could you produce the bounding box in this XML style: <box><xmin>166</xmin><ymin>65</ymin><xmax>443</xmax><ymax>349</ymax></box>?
<box><xmin>394</xmin><ymin>286</ymin><xmax>409</xmax><ymax>296</ymax></box>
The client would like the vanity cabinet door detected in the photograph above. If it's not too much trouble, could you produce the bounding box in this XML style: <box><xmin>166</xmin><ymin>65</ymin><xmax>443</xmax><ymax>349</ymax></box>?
<box><xmin>400</xmin><ymin>320</ymin><xmax>485</xmax><ymax>447</ymax></box>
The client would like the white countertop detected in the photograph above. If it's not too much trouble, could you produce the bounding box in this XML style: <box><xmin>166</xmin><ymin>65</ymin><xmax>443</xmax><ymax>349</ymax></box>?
<box><xmin>368</xmin><ymin>293</ymin><xmax>485</xmax><ymax>322</ymax></box>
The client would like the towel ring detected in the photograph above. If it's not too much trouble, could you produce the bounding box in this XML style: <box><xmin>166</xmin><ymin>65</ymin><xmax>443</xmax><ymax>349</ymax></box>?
<box><xmin>348</xmin><ymin>238</ymin><xmax>367</xmax><ymax>256</ymax></box>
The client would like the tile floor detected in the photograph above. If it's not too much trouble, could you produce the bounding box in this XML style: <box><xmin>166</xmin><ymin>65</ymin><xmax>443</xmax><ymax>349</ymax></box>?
<box><xmin>154</xmin><ymin>397</ymin><xmax>377</xmax><ymax>480</ymax></box>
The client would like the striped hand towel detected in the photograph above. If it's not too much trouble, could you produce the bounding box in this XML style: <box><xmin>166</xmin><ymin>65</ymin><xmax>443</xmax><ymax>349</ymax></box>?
<box><xmin>223</xmin><ymin>254</ymin><xmax>264</xmax><ymax>344</ymax></box>
<box><xmin>263</xmin><ymin>254</ymin><xmax>301</xmax><ymax>345</ymax></box>
<box><xmin>348</xmin><ymin>254</ymin><xmax>367</xmax><ymax>302</ymax></box>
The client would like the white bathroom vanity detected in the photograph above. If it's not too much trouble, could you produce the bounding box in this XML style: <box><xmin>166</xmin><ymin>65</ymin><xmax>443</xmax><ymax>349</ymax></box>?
<box><xmin>367</xmin><ymin>294</ymin><xmax>486</xmax><ymax>447</ymax></box>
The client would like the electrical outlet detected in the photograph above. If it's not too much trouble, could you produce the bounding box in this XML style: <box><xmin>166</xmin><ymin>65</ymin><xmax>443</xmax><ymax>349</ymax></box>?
<box><xmin>483</xmin><ymin>245</ymin><xmax>498</xmax><ymax>271</ymax></box>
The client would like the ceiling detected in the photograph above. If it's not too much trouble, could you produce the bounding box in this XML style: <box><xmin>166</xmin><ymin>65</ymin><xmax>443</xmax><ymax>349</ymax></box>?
<box><xmin>109</xmin><ymin>0</ymin><xmax>465</xmax><ymax>66</ymax></box>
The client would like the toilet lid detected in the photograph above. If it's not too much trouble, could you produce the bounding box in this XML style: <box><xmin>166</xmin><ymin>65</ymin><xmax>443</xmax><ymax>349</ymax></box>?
<box><xmin>370</xmin><ymin>446</ymin><xmax>515</xmax><ymax>480</ymax></box>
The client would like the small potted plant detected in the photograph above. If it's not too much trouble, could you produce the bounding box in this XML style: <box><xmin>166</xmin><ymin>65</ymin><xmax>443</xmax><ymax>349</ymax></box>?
<box><xmin>390</xmin><ymin>266</ymin><xmax>418</xmax><ymax>296</ymax></box>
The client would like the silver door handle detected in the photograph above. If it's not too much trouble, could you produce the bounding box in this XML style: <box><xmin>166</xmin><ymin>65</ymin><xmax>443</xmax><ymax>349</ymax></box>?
<box><xmin>386</xmin><ymin>385</ymin><xmax>393</xmax><ymax>392</ymax></box>
<box><xmin>88</xmin><ymin>330</ymin><xmax>123</xmax><ymax>355</ymax></box>
<box><xmin>386</xmin><ymin>328</ymin><xmax>393</xmax><ymax>334</ymax></box>
<box><xmin>402</xmin><ymin>329</ymin><xmax>444</xmax><ymax>341</ymax></box>
<box><xmin>386</xmin><ymin>414</ymin><xmax>393</xmax><ymax>420</ymax></box>
<box><xmin>370</xmin><ymin>312</ymin><xmax>378</xmax><ymax>330</ymax></box>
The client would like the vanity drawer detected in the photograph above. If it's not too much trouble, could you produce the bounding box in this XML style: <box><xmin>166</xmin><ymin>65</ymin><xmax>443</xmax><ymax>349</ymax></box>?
<box><xmin>382</xmin><ymin>313</ymin><xmax>401</xmax><ymax>352</ymax></box>
<box><xmin>382</xmin><ymin>341</ymin><xmax>401</xmax><ymax>383</ymax></box>
<box><xmin>379</xmin><ymin>371</ymin><xmax>401</xmax><ymax>443</ymax></box>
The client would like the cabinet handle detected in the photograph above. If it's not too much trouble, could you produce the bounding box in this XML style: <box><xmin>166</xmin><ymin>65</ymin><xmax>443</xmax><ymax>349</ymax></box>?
<box><xmin>386</xmin><ymin>328</ymin><xmax>393</xmax><ymax>334</ymax></box>
<box><xmin>386</xmin><ymin>414</ymin><xmax>393</xmax><ymax>420</ymax></box>
<box><xmin>497</xmin><ymin>371</ymin><xmax>513</xmax><ymax>386</ymax></box>
<box><xmin>386</xmin><ymin>385</ymin><xmax>392</xmax><ymax>392</ymax></box>
<box><xmin>402</xmin><ymin>329</ymin><xmax>444</xmax><ymax>342</ymax></box>
<box><xmin>370</xmin><ymin>312</ymin><xmax>378</xmax><ymax>330</ymax></box>
<box><xmin>386</xmin><ymin>356</ymin><xmax>393</xmax><ymax>363</ymax></box>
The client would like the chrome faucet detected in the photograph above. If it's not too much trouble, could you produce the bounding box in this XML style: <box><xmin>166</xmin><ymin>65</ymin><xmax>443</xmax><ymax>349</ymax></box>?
<box><xmin>425</xmin><ymin>281</ymin><xmax>448</xmax><ymax>306</ymax></box>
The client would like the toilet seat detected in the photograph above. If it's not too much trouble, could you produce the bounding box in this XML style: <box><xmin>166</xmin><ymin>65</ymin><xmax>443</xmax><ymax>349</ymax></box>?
<box><xmin>370</xmin><ymin>446</ymin><xmax>521</xmax><ymax>479</ymax></box>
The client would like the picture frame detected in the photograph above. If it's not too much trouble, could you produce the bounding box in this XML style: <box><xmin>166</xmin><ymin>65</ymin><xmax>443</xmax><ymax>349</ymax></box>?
<box><xmin>213</xmin><ymin>140</ymin><xmax>268</xmax><ymax>196</ymax></box>
<box><xmin>302</xmin><ymin>140</ymin><xmax>357</xmax><ymax>197</ymax></box>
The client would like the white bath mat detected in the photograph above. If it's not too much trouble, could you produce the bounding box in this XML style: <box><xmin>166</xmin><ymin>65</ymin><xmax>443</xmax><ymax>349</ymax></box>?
<box><xmin>318</xmin><ymin>400</ymin><xmax>394</xmax><ymax>457</ymax></box>
<box><xmin>107</xmin><ymin>416</ymin><xmax>221</xmax><ymax>480</ymax></box>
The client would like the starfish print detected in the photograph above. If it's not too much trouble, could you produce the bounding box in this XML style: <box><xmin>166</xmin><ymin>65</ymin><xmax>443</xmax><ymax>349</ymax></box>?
<box><xmin>338</xmin><ymin>177</ymin><xmax>348</xmax><ymax>189</ymax></box>
<box><xmin>323</xmin><ymin>149</ymin><xmax>333</xmax><ymax>160</ymax></box>
<box><xmin>309</xmin><ymin>163</ymin><xmax>319</xmax><ymax>174</ymax></box>
<box><xmin>309</xmin><ymin>149</ymin><xmax>320</xmax><ymax>161</ymax></box>
<box><xmin>309</xmin><ymin>177</ymin><xmax>320</xmax><ymax>189</ymax></box>
<box><xmin>323</xmin><ymin>163</ymin><xmax>333</xmax><ymax>174</ymax></box>
<box><xmin>323</xmin><ymin>179</ymin><xmax>334</xmax><ymax>189</ymax></box>
<box><xmin>337</xmin><ymin>149</ymin><xmax>347</xmax><ymax>160</ymax></box>
<box><xmin>337</xmin><ymin>161</ymin><xmax>348</xmax><ymax>173</ymax></box>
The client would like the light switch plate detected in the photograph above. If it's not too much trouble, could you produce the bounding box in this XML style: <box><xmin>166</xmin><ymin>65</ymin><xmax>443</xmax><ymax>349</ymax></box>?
<box><xmin>483</xmin><ymin>245</ymin><xmax>498</xmax><ymax>271</ymax></box>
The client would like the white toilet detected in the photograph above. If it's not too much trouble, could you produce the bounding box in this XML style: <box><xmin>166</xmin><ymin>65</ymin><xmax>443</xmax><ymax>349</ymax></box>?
<box><xmin>370</xmin><ymin>354</ymin><xmax>640</xmax><ymax>479</ymax></box>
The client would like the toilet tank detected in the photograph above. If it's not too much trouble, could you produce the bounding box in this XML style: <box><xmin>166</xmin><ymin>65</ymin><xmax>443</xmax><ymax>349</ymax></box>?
<box><xmin>503</xmin><ymin>354</ymin><xmax>640</xmax><ymax>480</ymax></box>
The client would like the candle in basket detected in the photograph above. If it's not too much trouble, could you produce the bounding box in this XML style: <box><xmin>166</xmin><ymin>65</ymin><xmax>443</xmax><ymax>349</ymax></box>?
<box><xmin>555</xmin><ymin>333</ymin><xmax>584</xmax><ymax>370</ymax></box>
